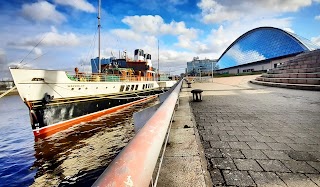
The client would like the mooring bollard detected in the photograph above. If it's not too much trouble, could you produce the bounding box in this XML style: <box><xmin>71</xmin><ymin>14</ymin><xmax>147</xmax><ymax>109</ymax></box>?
<box><xmin>191</xmin><ymin>89</ymin><xmax>203</xmax><ymax>101</ymax></box>
<box><xmin>187</xmin><ymin>82</ymin><xmax>192</xmax><ymax>88</ymax></box>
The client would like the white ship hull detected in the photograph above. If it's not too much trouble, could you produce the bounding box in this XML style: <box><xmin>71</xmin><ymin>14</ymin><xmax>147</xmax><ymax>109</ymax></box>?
<box><xmin>10</xmin><ymin>68</ymin><xmax>160</xmax><ymax>101</ymax></box>
<box><xmin>9</xmin><ymin>68</ymin><xmax>166</xmax><ymax>138</ymax></box>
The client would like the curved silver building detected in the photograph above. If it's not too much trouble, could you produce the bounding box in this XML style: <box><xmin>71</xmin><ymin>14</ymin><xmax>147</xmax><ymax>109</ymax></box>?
<box><xmin>217</xmin><ymin>27</ymin><xmax>320</xmax><ymax>74</ymax></box>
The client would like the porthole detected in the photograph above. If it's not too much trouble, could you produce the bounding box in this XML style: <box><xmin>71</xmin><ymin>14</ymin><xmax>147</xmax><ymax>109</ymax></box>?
<box><xmin>71</xmin><ymin>88</ymin><xmax>74</xmax><ymax>90</ymax></box>
<box><xmin>96</xmin><ymin>87</ymin><xmax>98</xmax><ymax>89</ymax></box>
<box><xmin>120</xmin><ymin>85</ymin><xmax>125</xmax><ymax>92</ymax></box>
<box><xmin>106</xmin><ymin>87</ymin><xmax>108</xmax><ymax>89</ymax></box>
<box><xmin>78</xmin><ymin>88</ymin><xmax>81</xmax><ymax>90</ymax></box>
<box><xmin>126</xmin><ymin>85</ymin><xmax>130</xmax><ymax>91</ymax></box>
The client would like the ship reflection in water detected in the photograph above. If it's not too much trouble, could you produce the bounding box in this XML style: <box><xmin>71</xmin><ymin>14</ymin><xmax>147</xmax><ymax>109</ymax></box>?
<box><xmin>0</xmin><ymin>95</ymin><xmax>158</xmax><ymax>187</ymax></box>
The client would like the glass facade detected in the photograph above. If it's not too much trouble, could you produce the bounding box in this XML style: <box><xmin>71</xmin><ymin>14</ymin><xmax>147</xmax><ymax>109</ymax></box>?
<box><xmin>217</xmin><ymin>27</ymin><xmax>320</xmax><ymax>69</ymax></box>
<box><xmin>187</xmin><ymin>57</ymin><xmax>218</xmax><ymax>76</ymax></box>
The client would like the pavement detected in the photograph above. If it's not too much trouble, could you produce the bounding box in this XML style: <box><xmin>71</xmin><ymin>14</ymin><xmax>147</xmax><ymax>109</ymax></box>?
<box><xmin>187</xmin><ymin>75</ymin><xmax>320</xmax><ymax>186</ymax></box>
<box><xmin>157</xmin><ymin>82</ymin><xmax>211</xmax><ymax>187</ymax></box>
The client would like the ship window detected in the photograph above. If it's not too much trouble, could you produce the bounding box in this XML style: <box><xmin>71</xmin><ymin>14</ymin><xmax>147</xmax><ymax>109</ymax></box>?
<box><xmin>135</xmin><ymin>85</ymin><xmax>138</xmax><ymax>90</ymax></box>
<box><xmin>96</xmin><ymin>87</ymin><xmax>98</xmax><ymax>89</ymax></box>
<box><xmin>126</xmin><ymin>85</ymin><xmax>130</xmax><ymax>91</ymax></box>
<box><xmin>71</xmin><ymin>88</ymin><xmax>74</xmax><ymax>90</ymax></box>
<box><xmin>78</xmin><ymin>88</ymin><xmax>81</xmax><ymax>90</ymax></box>
<box><xmin>142</xmin><ymin>84</ymin><xmax>145</xmax><ymax>89</ymax></box>
<box><xmin>131</xmin><ymin>85</ymin><xmax>134</xmax><ymax>90</ymax></box>
<box><xmin>120</xmin><ymin>85</ymin><xmax>125</xmax><ymax>92</ymax></box>
<box><xmin>106</xmin><ymin>87</ymin><xmax>108</xmax><ymax>89</ymax></box>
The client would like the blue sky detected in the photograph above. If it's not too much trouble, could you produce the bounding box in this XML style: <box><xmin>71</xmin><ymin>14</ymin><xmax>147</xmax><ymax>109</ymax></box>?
<box><xmin>0</xmin><ymin>0</ymin><xmax>320</xmax><ymax>78</ymax></box>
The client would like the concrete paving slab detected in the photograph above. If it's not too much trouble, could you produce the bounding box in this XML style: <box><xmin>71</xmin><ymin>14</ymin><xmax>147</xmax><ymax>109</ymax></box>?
<box><xmin>165</xmin><ymin>136</ymin><xmax>199</xmax><ymax>157</ymax></box>
<box><xmin>249</xmin><ymin>171</ymin><xmax>286</xmax><ymax>187</ymax></box>
<box><xmin>171</xmin><ymin>119</ymin><xmax>194</xmax><ymax>129</ymax></box>
<box><xmin>281</xmin><ymin>160</ymin><xmax>319</xmax><ymax>174</ymax></box>
<box><xmin>277</xmin><ymin>172</ymin><xmax>318</xmax><ymax>187</ymax></box>
<box><xmin>256</xmin><ymin>160</ymin><xmax>291</xmax><ymax>173</ymax></box>
<box><xmin>234</xmin><ymin>159</ymin><xmax>264</xmax><ymax>171</ymax></box>
<box><xmin>262</xmin><ymin>150</ymin><xmax>292</xmax><ymax>160</ymax></box>
<box><xmin>306</xmin><ymin>174</ymin><xmax>320</xmax><ymax>186</ymax></box>
<box><xmin>223</xmin><ymin>170</ymin><xmax>256</xmax><ymax>186</ymax></box>
<box><xmin>220</xmin><ymin>148</ymin><xmax>245</xmax><ymax>159</ymax></box>
<box><xmin>157</xmin><ymin>157</ymin><xmax>206</xmax><ymax>187</ymax></box>
<box><xmin>241</xmin><ymin>149</ymin><xmax>268</xmax><ymax>159</ymax></box>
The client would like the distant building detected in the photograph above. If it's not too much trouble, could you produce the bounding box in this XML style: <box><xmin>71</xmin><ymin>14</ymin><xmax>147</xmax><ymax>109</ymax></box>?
<box><xmin>186</xmin><ymin>57</ymin><xmax>218</xmax><ymax>76</ymax></box>
<box><xmin>216</xmin><ymin>27</ymin><xmax>320</xmax><ymax>74</ymax></box>
<box><xmin>91</xmin><ymin>57</ymin><xmax>127</xmax><ymax>73</ymax></box>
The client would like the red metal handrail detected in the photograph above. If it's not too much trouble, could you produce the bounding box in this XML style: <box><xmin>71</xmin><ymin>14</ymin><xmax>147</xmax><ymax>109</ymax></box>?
<box><xmin>92</xmin><ymin>80</ymin><xmax>183</xmax><ymax>187</ymax></box>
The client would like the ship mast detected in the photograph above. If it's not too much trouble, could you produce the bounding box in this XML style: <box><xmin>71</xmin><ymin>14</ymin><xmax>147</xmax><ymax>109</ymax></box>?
<box><xmin>98</xmin><ymin>0</ymin><xmax>101</xmax><ymax>73</ymax></box>
<box><xmin>158</xmin><ymin>39</ymin><xmax>160</xmax><ymax>80</ymax></box>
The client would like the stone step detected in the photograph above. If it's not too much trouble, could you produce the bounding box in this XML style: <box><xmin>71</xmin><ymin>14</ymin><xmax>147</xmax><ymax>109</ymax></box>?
<box><xmin>261</xmin><ymin>72</ymin><xmax>320</xmax><ymax>78</ymax></box>
<box><xmin>268</xmin><ymin>67</ymin><xmax>320</xmax><ymax>74</ymax></box>
<box><xmin>277</xmin><ymin>63</ymin><xmax>320</xmax><ymax>70</ymax></box>
<box><xmin>250</xmin><ymin>79</ymin><xmax>320</xmax><ymax>91</ymax></box>
<box><xmin>255</xmin><ymin>77</ymin><xmax>320</xmax><ymax>85</ymax></box>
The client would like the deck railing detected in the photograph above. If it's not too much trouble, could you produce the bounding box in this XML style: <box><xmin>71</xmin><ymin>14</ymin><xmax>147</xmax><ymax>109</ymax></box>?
<box><xmin>92</xmin><ymin>79</ymin><xmax>183</xmax><ymax>187</ymax></box>
<box><xmin>66</xmin><ymin>72</ymin><xmax>156</xmax><ymax>82</ymax></box>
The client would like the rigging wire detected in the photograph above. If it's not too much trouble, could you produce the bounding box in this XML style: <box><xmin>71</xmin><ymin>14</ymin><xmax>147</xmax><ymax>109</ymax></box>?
<box><xmin>85</xmin><ymin>26</ymin><xmax>99</xmax><ymax>73</ymax></box>
<box><xmin>20</xmin><ymin>51</ymin><xmax>49</xmax><ymax>67</ymax></box>
<box><xmin>17</xmin><ymin>33</ymin><xmax>47</xmax><ymax>68</ymax></box>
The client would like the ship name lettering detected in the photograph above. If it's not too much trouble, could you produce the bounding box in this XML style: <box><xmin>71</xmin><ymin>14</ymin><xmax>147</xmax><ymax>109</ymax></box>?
<box><xmin>67</xmin><ymin>85</ymin><xmax>85</xmax><ymax>88</ymax></box>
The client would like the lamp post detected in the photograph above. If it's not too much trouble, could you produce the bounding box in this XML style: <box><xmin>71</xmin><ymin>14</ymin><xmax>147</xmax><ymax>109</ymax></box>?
<box><xmin>199</xmin><ymin>65</ymin><xmax>203</xmax><ymax>82</ymax></box>
<box><xmin>211</xmin><ymin>60</ymin><xmax>214</xmax><ymax>83</ymax></box>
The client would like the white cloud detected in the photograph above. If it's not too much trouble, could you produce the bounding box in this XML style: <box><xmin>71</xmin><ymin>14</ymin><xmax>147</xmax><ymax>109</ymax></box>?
<box><xmin>110</xmin><ymin>29</ymin><xmax>142</xmax><ymax>42</ymax></box>
<box><xmin>315</xmin><ymin>15</ymin><xmax>320</xmax><ymax>20</ymax></box>
<box><xmin>311</xmin><ymin>36</ymin><xmax>320</xmax><ymax>45</ymax></box>
<box><xmin>283</xmin><ymin>27</ymin><xmax>295</xmax><ymax>33</ymax></box>
<box><xmin>197</xmin><ymin>0</ymin><xmax>312</xmax><ymax>23</ymax></box>
<box><xmin>8</xmin><ymin>26</ymin><xmax>80</xmax><ymax>48</ymax></box>
<box><xmin>0</xmin><ymin>49</ymin><xmax>5</xmax><ymax>57</ymax></box>
<box><xmin>0</xmin><ymin>49</ymin><xmax>6</xmax><ymax>64</ymax></box>
<box><xmin>228</xmin><ymin>45</ymin><xmax>265</xmax><ymax>65</ymax></box>
<box><xmin>117</xmin><ymin>15</ymin><xmax>199</xmax><ymax>55</ymax></box>
<box><xmin>21</xmin><ymin>1</ymin><xmax>66</xmax><ymax>24</ymax></box>
<box><xmin>54</xmin><ymin>0</ymin><xmax>96</xmax><ymax>13</ymax></box>
<box><xmin>42</xmin><ymin>27</ymin><xmax>80</xmax><ymax>47</ymax></box>
<box><xmin>0</xmin><ymin>49</ymin><xmax>16</xmax><ymax>79</ymax></box>
<box><xmin>122</xmin><ymin>15</ymin><xmax>198</xmax><ymax>38</ymax></box>
<box><xmin>203</xmin><ymin>17</ymin><xmax>292</xmax><ymax>58</ymax></box>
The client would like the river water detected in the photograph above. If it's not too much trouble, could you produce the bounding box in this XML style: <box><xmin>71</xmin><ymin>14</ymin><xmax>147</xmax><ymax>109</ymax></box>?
<box><xmin>0</xmin><ymin>95</ymin><xmax>157</xmax><ymax>187</ymax></box>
